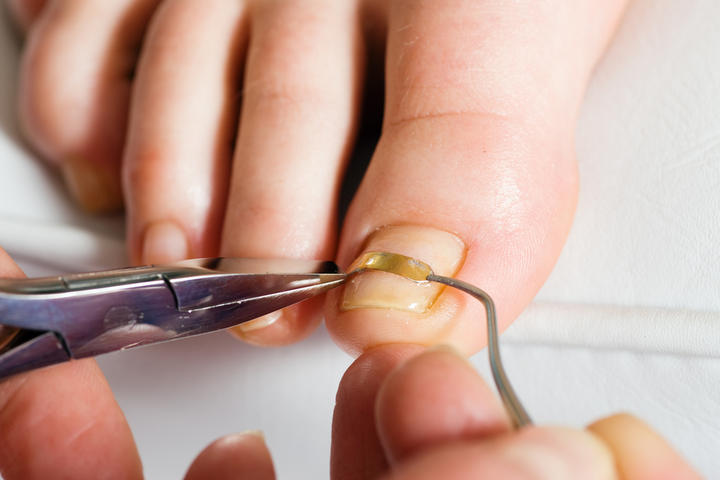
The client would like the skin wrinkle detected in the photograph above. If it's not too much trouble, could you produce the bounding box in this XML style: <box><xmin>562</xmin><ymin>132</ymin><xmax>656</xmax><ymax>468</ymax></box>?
<box><xmin>62</xmin><ymin>415</ymin><xmax>101</xmax><ymax>451</ymax></box>
<box><xmin>383</xmin><ymin>108</ymin><xmax>553</xmax><ymax>161</ymax></box>
<box><xmin>241</xmin><ymin>77</ymin><xmax>347</xmax><ymax>116</ymax></box>
<box><xmin>394</xmin><ymin>63</ymin><xmax>526</xmax><ymax>120</ymax></box>
<box><xmin>388</xmin><ymin>2</ymin><xmax>604</xmax><ymax>125</ymax></box>
<box><xmin>242</xmin><ymin>2</ymin><xmax>354</xmax><ymax>110</ymax></box>
<box><xmin>386</xmin><ymin>109</ymin><xmax>511</xmax><ymax>131</ymax></box>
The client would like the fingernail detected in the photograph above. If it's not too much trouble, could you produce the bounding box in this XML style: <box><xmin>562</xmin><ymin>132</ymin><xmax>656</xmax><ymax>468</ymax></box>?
<box><xmin>503</xmin><ymin>428</ymin><xmax>615</xmax><ymax>480</ymax></box>
<box><xmin>141</xmin><ymin>221</ymin><xmax>188</xmax><ymax>264</ymax></box>
<box><xmin>426</xmin><ymin>343</ymin><xmax>466</xmax><ymax>358</ymax></box>
<box><xmin>218</xmin><ymin>430</ymin><xmax>266</xmax><ymax>446</ymax></box>
<box><xmin>237</xmin><ymin>429</ymin><xmax>265</xmax><ymax>440</ymax></box>
<box><xmin>210</xmin><ymin>430</ymin><xmax>268</xmax><ymax>452</ymax></box>
<box><xmin>342</xmin><ymin>226</ymin><xmax>466</xmax><ymax>313</ymax></box>
<box><xmin>231</xmin><ymin>311</ymin><xmax>283</xmax><ymax>335</ymax></box>
<box><xmin>62</xmin><ymin>157</ymin><xmax>123</xmax><ymax>213</ymax></box>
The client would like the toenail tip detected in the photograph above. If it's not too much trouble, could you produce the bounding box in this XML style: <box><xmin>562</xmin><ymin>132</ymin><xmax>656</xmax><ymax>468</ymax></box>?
<box><xmin>231</xmin><ymin>310</ymin><xmax>283</xmax><ymax>336</ymax></box>
<box><xmin>62</xmin><ymin>158</ymin><xmax>123</xmax><ymax>213</ymax></box>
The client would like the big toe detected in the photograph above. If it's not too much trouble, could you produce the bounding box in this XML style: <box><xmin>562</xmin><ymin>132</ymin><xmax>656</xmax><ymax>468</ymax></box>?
<box><xmin>326</xmin><ymin>115</ymin><xmax>578</xmax><ymax>356</ymax></box>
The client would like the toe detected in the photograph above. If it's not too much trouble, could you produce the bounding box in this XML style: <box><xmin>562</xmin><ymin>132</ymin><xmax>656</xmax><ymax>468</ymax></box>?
<box><xmin>18</xmin><ymin>0</ymin><xmax>159</xmax><ymax>212</ymax></box>
<box><xmin>221</xmin><ymin>0</ymin><xmax>363</xmax><ymax>346</ymax></box>
<box><xmin>326</xmin><ymin>0</ymin><xmax>627</xmax><ymax>355</ymax></box>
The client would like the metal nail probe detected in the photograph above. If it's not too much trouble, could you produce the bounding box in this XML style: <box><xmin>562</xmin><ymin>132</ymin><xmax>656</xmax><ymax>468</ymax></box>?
<box><xmin>0</xmin><ymin>258</ymin><xmax>346</xmax><ymax>380</ymax></box>
<box><xmin>349</xmin><ymin>251</ymin><xmax>532</xmax><ymax>428</ymax></box>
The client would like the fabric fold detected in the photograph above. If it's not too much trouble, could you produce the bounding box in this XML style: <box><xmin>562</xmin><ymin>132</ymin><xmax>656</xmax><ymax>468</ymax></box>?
<box><xmin>507</xmin><ymin>301</ymin><xmax>720</xmax><ymax>358</ymax></box>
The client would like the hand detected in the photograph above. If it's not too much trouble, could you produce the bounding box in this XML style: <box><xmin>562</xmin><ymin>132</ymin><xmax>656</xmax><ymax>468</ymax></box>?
<box><xmin>9</xmin><ymin>0</ymin><xmax>629</xmax><ymax>354</ymax></box>
<box><xmin>187</xmin><ymin>345</ymin><xmax>701</xmax><ymax>479</ymax></box>
<box><xmin>0</xmin><ymin>248</ymin><xmax>141</xmax><ymax>478</ymax></box>
<box><xmin>0</xmin><ymin>248</ymin><xmax>699</xmax><ymax>478</ymax></box>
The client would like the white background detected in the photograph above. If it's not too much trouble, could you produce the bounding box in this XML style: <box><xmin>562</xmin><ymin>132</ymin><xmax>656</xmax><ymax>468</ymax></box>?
<box><xmin>1</xmin><ymin>0</ymin><xmax>720</xmax><ymax>477</ymax></box>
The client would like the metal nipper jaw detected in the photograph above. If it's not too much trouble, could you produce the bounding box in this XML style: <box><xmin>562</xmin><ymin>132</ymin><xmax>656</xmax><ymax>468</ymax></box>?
<box><xmin>0</xmin><ymin>258</ymin><xmax>346</xmax><ymax>380</ymax></box>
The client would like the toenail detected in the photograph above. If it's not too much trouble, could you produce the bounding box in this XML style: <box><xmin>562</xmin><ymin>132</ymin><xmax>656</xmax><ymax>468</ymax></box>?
<box><xmin>341</xmin><ymin>225</ymin><xmax>466</xmax><ymax>313</ymax></box>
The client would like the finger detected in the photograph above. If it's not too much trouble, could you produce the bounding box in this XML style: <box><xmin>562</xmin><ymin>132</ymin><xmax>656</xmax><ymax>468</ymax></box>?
<box><xmin>5</xmin><ymin>0</ymin><xmax>47</xmax><ymax>31</ymax></box>
<box><xmin>376</xmin><ymin>346</ymin><xmax>510</xmax><ymax>464</ymax></box>
<box><xmin>123</xmin><ymin>0</ymin><xmax>249</xmax><ymax>265</ymax></box>
<box><xmin>326</xmin><ymin>0</ymin><xmax>628</xmax><ymax>355</ymax></box>
<box><xmin>331</xmin><ymin>344</ymin><xmax>423</xmax><ymax>480</ymax></box>
<box><xmin>185</xmin><ymin>432</ymin><xmax>275</xmax><ymax>480</ymax></box>
<box><xmin>588</xmin><ymin>414</ymin><xmax>701</xmax><ymax>480</ymax></box>
<box><xmin>0</xmin><ymin>248</ymin><xmax>141</xmax><ymax>479</ymax></box>
<box><xmin>384</xmin><ymin>427</ymin><xmax>616</xmax><ymax>480</ymax></box>
<box><xmin>0</xmin><ymin>248</ymin><xmax>23</xmax><ymax>276</ymax></box>
<box><xmin>222</xmin><ymin>0</ymin><xmax>363</xmax><ymax>346</ymax></box>
<box><xmin>18</xmin><ymin>0</ymin><xmax>160</xmax><ymax>212</ymax></box>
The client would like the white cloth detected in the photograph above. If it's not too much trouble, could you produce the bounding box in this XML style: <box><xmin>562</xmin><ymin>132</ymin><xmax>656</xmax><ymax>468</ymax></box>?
<box><xmin>1</xmin><ymin>0</ymin><xmax>719</xmax><ymax>477</ymax></box>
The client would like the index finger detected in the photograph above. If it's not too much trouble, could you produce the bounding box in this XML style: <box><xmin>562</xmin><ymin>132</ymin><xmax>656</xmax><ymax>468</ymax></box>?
<box><xmin>0</xmin><ymin>248</ymin><xmax>142</xmax><ymax>479</ymax></box>
<box><xmin>331</xmin><ymin>344</ymin><xmax>424</xmax><ymax>480</ymax></box>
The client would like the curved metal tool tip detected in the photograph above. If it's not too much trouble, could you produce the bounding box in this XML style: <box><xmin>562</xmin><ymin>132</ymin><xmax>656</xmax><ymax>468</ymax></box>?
<box><xmin>345</xmin><ymin>251</ymin><xmax>532</xmax><ymax>429</ymax></box>
<box><xmin>426</xmin><ymin>274</ymin><xmax>532</xmax><ymax>428</ymax></box>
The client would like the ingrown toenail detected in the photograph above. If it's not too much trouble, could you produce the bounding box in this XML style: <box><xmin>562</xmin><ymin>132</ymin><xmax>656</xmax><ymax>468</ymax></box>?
<box><xmin>341</xmin><ymin>226</ymin><xmax>466</xmax><ymax>314</ymax></box>
<box><xmin>347</xmin><ymin>251</ymin><xmax>434</xmax><ymax>282</ymax></box>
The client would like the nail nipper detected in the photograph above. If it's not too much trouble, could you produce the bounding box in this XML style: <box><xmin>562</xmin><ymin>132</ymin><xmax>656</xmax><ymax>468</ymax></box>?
<box><xmin>0</xmin><ymin>258</ymin><xmax>345</xmax><ymax>379</ymax></box>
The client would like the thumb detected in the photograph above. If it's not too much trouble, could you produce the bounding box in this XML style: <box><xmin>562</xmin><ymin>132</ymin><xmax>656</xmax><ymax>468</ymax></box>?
<box><xmin>184</xmin><ymin>431</ymin><xmax>276</xmax><ymax>480</ymax></box>
<box><xmin>385</xmin><ymin>426</ymin><xmax>617</xmax><ymax>480</ymax></box>
<box><xmin>588</xmin><ymin>414</ymin><xmax>701</xmax><ymax>480</ymax></box>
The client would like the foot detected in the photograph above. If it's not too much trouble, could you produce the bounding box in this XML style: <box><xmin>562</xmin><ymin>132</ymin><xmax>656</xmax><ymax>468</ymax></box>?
<box><xmin>12</xmin><ymin>0</ymin><xmax>627</xmax><ymax>353</ymax></box>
